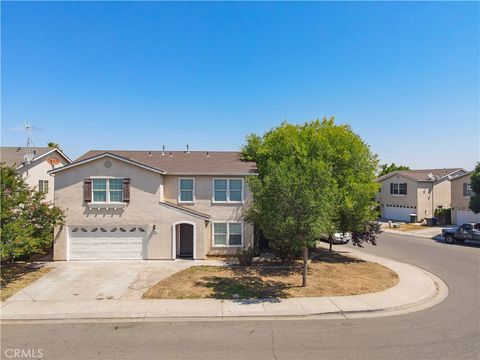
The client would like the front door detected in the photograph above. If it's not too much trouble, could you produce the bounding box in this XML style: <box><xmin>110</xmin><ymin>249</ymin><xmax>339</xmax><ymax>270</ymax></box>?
<box><xmin>179</xmin><ymin>224</ymin><xmax>194</xmax><ymax>257</ymax></box>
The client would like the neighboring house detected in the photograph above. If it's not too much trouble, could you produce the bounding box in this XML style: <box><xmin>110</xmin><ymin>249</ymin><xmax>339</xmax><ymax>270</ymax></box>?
<box><xmin>1</xmin><ymin>146</ymin><xmax>72</xmax><ymax>203</ymax></box>
<box><xmin>450</xmin><ymin>171</ymin><xmax>480</xmax><ymax>225</ymax></box>
<box><xmin>376</xmin><ymin>168</ymin><xmax>466</xmax><ymax>222</ymax></box>
<box><xmin>48</xmin><ymin>150</ymin><xmax>257</xmax><ymax>261</ymax></box>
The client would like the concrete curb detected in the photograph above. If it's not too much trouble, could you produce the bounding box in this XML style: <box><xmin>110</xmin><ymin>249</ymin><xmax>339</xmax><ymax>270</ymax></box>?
<box><xmin>0</xmin><ymin>246</ymin><xmax>449</xmax><ymax>323</ymax></box>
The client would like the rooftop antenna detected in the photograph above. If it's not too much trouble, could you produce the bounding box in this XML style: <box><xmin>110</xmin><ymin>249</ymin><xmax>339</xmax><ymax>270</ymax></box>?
<box><xmin>10</xmin><ymin>120</ymin><xmax>44</xmax><ymax>147</ymax></box>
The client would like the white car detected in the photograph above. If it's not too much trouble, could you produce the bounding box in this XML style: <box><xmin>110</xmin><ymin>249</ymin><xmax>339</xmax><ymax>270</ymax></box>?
<box><xmin>320</xmin><ymin>232</ymin><xmax>352</xmax><ymax>244</ymax></box>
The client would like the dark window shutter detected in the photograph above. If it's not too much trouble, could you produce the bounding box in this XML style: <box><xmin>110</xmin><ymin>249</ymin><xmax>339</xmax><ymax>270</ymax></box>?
<box><xmin>403</xmin><ymin>183</ymin><xmax>407</xmax><ymax>194</ymax></box>
<box><xmin>463</xmin><ymin>183</ymin><xmax>468</xmax><ymax>196</ymax></box>
<box><xmin>123</xmin><ymin>178</ymin><xmax>131</xmax><ymax>202</ymax></box>
<box><xmin>84</xmin><ymin>179</ymin><xmax>92</xmax><ymax>203</ymax></box>
<box><xmin>390</xmin><ymin>183</ymin><xmax>394</xmax><ymax>194</ymax></box>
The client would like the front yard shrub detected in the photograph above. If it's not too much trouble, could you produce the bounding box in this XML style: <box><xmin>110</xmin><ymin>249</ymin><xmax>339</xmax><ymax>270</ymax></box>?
<box><xmin>434</xmin><ymin>208</ymin><xmax>451</xmax><ymax>225</ymax></box>
<box><xmin>1</xmin><ymin>164</ymin><xmax>65</xmax><ymax>260</ymax></box>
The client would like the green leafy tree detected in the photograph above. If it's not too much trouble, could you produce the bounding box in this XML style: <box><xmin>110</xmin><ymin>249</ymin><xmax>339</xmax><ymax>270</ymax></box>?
<box><xmin>243</xmin><ymin>118</ymin><xmax>380</xmax><ymax>286</ymax></box>
<box><xmin>379</xmin><ymin>163</ymin><xmax>410</xmax><ymax>177</ymax></box>
<box><xmin>47</xmin><ymin>142</ymin><xmax>61</xmax><ymax>151</ymax></box>
<box><xmin>469</xmin><ymin>163</ymin><xmax>480</xmax><ymax>214</ymax></box>
<box><xmin>244</xmin><ymin>122</ymin><xmax>336</xmax><ymax>286</ymax></box>
<box><xmin>0</xmin><ymin>164</ymin><xmax>64</xmax><ymax>259</ymax></box>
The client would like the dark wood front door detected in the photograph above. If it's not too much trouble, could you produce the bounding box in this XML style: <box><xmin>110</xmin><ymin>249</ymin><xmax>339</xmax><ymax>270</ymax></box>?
<box><xmin>179</xmin><ymin>224</ymin><xmax>194</xmax><ymax>257</ymax></box>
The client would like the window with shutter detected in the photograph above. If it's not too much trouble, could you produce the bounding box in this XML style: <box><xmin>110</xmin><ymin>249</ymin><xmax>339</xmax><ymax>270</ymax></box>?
<box><xmin>123</xmin><ymin>178</ymin><xmax>131</xmax><ymax>202</ymax></box>
<box><xmin>84</xmin><ymin>179</ymin><xmax>92</xmax><ymax>202</ymax></box>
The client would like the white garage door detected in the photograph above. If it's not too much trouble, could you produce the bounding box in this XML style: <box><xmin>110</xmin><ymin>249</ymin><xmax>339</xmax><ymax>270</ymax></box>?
<box><xmin>455</xmin><ymin>209</ymin><xmax>480</xmax><ymax>225</ymax></box>
<box><xmin>382</xmin><ymin>205</ymin><xmax>416</xmax><ymax>222</ymax></box>
<box><xmin>69</xmin><ymin>225</ymin><xmax>147</xmax><ymax>260</ymax></box>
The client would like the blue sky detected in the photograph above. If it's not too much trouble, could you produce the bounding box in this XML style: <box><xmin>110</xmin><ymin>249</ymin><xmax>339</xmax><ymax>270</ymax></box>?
<box><xmin>2</xmin><ymin>2</ymin><xmax>479</xmax><ymax>169</ymax></box>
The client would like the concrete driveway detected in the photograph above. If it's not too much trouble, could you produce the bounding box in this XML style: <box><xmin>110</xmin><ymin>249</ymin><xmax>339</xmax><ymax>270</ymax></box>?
<box><xmin>7</xmin><ymin>260</ymin><xmax>223</xmax><ymax>302</ymax></box>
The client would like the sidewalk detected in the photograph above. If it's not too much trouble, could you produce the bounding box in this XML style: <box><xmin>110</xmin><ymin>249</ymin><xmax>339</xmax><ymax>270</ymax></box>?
<box><xmin>384</xmin><ymin>227</ymin><xmax>446</xmax><ymax>239</ymax></box>
<box><xmin>0</xmin><ymin>246</ymin><xmax>448</xmax><ymax>322</ymax></box>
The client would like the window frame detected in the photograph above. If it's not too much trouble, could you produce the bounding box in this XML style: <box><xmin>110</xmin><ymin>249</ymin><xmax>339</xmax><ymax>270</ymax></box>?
<box><xmin>38</xmin><ymin>180</ymin><xmax>49</xmax><ymax>194</ymax></box>
<box><xmin>465</xmin><ymin>183</ymin><xmax>474</xmax><ymax>197</ymax></box>
<box><xmin>212</xmin><ymin>178</ymin><xmax>244</xmax><ymax>203</ymax></box>
<box><xmin>178</xmin><ymin>177</ymin><xmax>196</xmax><ymax>203</ymax></box>
<box><xmin>390</xmin><ymin>182</ymin><xmax>407</xmax><ymax>196</ymax></box>
<box><xmin>90</xmin><ymin>177</ymin><xmax>124</xmax><ymax>204</ymax></box>
<box><xmin>211</xmin><ymin>221</ymin><xmax>244</xmax><ymax>247</ymax></box>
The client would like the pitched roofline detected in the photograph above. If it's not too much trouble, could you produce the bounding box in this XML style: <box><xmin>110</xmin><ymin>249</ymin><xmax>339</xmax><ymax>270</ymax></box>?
<box><xmin>377</xmin><ymin>168</ymin><xmax>467</xmax><ymax>183</ymax></box>
<box><xmin>376</xmin><ymin>171</ymin><xmax>419</xmax><ymax>182</ymax></box>
<box><xmin>160</xmin><ymin>201</ymin><xmax>211</xmax><ymax>220</ymax></box>
<box><xmin>450</xmin><ymin>170</ymin><xmax>474</xmax><ymax>181</ymax></box>
<box><xmin>48</xmin><ymin>152</ymin><xmax>166</xmax><ymax>175</ymax></box>
<box><xmin>15</xmin><ymin>148</ymin><xmax>72</xmax><ymax>170</ymax></box>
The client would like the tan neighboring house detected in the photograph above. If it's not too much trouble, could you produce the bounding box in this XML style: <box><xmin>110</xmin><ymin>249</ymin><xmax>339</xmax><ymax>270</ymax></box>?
<box><xmin>48</xmin><ymin>150</ymin><xmax>257</xmax><ymax>261</ymax></box>
<box><xmin>1</xmin><ymin>146</ymin><xmax>72</xmax><ymax>203</ymax></box>
<box><xmin>450</xmin><ymin>171</ymin><xmax>479</xmax><ymax>225</ymax></box>
<box><xmin>376</xmin><ymin>168</ymin><xmax>466</xmax><ymax>222</ymax></box>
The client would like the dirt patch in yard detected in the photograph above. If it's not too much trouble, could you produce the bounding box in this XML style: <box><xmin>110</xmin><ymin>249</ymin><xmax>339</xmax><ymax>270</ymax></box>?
<box><xmin>143</xmin><ymin>250</ymin><xmax>399</xmax><ymax>299</ymax></box>
<box><xmin>1</xmin><ymin>262</ymin><xmax>53</xmax><ymax>301</ymax></box>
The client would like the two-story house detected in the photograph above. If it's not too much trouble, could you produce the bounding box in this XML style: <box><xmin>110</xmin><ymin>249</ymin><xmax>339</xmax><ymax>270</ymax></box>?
<box><xmin>376</xmin><ymin>168</ymin><xmax>466</xmax><ymax>222</ymax></box>
<box><xmin>48</xmin><ymin>150</ymin><xmax>256</xmax><ymax>261</ymax></box>
<box><xmin>450</xmin><ymin>171</ymin><xmax>479</xmax><ymax>225</ymax></box>
<box><xmin>1</xmin><ymin>146</ymin><xmax>71</xmax><ymax>203</ymax></box>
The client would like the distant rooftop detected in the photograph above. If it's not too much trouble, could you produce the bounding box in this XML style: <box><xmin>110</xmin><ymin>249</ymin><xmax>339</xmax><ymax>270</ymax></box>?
<box><xmin>0</xmin><ymin>147</ymin><xmax>53</xmax><ymax>167</ymax></box>
<box><xmin>378</xmin><ymin>168</ymin><xmax>465</xmax><ymax>182</ymax></box>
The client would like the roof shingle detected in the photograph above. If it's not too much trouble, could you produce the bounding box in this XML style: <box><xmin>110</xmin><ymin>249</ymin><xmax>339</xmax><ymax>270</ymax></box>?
<box><xmin>0</xmin><ymin>147</ymin><xmax>53</xmax><ymax>167</ymax></box>
<box><xmin>75</xmin><ymin>150</ymin><xmax>256</xmax><ymax>175</ymax></box>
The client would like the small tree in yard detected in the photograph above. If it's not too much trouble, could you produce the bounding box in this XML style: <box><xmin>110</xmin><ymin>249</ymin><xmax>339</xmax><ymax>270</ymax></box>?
<box><xmin>1</xmin><ymin>164</ymin><xmax>64</xmax><ymax>260</ymax></box>
<box><xmin>243</xmin><ymin>122</ymin><xmax>336</xmax><ymax>286</ymax></box>
<box><xmin>469</xmin><ymin>163</ymin><xmax>480</xmax><ymax>214</ymax></box>
<box><xmin>243</xmin><ymin>118</ymin><xmax>380</xmax><ymax>286</ymax></box>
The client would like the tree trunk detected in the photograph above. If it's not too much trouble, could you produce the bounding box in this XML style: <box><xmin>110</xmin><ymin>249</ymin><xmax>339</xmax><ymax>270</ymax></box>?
<box><xmin>302</xmin><ymin>246</ymin><xmax>308</xmax><ymax>287</ymax></box>
<box><xmin>329</xmin><ymin>235</ymin><xmax>333</xmax><ymax>253</ymax></box>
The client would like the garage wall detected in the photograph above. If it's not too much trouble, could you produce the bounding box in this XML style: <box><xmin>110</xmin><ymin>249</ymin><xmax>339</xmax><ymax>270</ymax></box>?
<box><xmin>53</xmin><ymin>157</ymin><xmax>207</xmax><ymax>260</ymax></box>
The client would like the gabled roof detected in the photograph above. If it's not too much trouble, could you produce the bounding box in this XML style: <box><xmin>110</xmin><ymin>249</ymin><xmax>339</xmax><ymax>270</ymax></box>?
<box><xmin>0</xmin><ymin>147</ymin><xmax>72</xmax><ymax>168</ymax></box>
<box><xmin>377</xmin><ymin>168</ymin><xmax>466</xmax><ymax>182</ymax></box>
<box><xmin>449</xmin><ymin>170</ymin><xmax>473</xmax><ymax>182</ymax></box>
<box><xmin>50</xmin><ymin>149</ymin><xmax>257</xmax><ymax>176</ymax></box>
<box><xmin>48</xmin><ymin>152</ymin><xmax>167</xmax><ymax>175</ymax></box>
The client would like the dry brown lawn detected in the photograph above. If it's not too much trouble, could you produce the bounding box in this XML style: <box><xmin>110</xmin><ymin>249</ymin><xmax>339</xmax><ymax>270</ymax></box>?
<box><xmin>1</xmin><ymin>262</ymin><xmax>52</xmax><ymax>301</ymax></box>
<box><xmin>143</xmin><ymin>250</ymin><xmax>399</xmax><ymax>299</ymax></box>
<box><xmin>396</xmin><ymin>223</ymin><xmax>427</xmax><ymax>232</ymax></box>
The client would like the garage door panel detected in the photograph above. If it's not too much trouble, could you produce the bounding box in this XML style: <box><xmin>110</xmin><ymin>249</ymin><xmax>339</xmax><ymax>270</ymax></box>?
<box><xmin>455</xmin><ymin>210</ymin><xmax>480</xmax><ymax>225</ymax></box>
<box><xmin>383</xmin><ymin>205</ymin><xmax>416</xmax><ymax>222</ymax></box>
<box><xmin>69</xmin><ymin>225</ymin><xmax>146</xmax><ymax>260</ymax></box>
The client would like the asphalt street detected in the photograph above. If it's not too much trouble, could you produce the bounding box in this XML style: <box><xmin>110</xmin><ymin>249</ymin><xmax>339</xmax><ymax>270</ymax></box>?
<box><xmin>1</xmin><ymin>233</ymin><xmax>479</xmax><ymax>360</ymax></box>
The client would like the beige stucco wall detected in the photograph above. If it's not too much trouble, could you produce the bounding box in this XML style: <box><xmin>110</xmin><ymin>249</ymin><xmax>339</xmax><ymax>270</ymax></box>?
<box><xmin>52</xmin><ymin>156</ymin><xmax>253</xmax><ymax>260</ymax></box>
<box><xmin>451</xmin><ymin>174</ymin><xmax>471</xmax><ymax>209</ymax></box>
<box><xmin>377</xmin><ymin>175</ymin><xmax>419</xmax><ymax>218</ymax></box>
<box><xmin>163</xmin><ymin>175</ymin><xmax>254</xmax><ymax>255</ymax></box>
<box><xmin>19</xmin><ymin>152</ymin><xmax>69</xmax><ymax>203</ymax></box>
<box><xmin>416</xmin><ymin>182</ymin><xmax>433</xmax><ymax>219</ymax></box>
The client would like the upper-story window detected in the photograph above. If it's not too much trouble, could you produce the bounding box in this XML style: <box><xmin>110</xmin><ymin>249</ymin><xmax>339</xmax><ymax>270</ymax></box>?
<box><xmin>38</xmin><ymin>180</ymin><xmax>49</xmax><ymax>194</ymax></box>
<box><xmin>179</xmin><ymin>178</ymin><xmax>195</xmax><ymax>203</ymax></box>
<box><xmin>93</xmin><ymin>178</ymin><xmax>123</xmax><ymax>203</ymax></box>
<box><xmin>213</xmin><ymin>178</ymin><xmax>244</xmax><ymax>203</ymax></box>
<box><xmin>390</xmin><ymin>183</ymin><xmax>407</xmax><ymax>195</ymax></box>
<box><xmin>464</xmin><ymin>183</ymin><xmax>474</xmax><ymax>197</ymax></box>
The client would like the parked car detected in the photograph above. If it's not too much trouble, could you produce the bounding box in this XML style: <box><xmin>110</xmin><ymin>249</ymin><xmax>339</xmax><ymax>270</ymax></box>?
<box><xmin>320</xmin><ymin>232</ymin><xmax>352</xmax><ymax>244</ymax></box>
<box><xmin>442</xmin><ymin>223</ymin><xmax>480</xmax><ymax>244</ymax></box>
